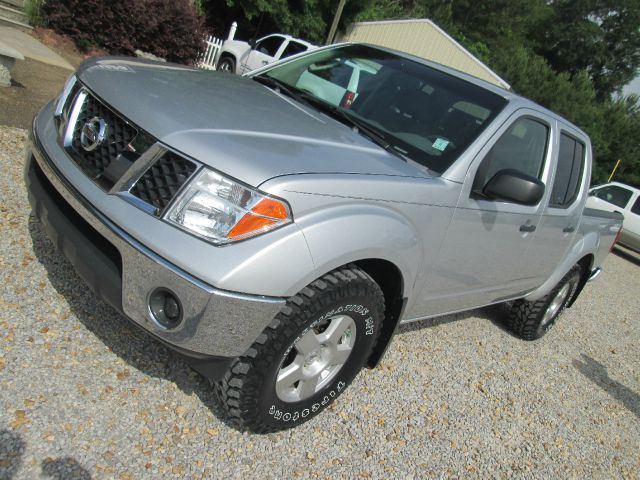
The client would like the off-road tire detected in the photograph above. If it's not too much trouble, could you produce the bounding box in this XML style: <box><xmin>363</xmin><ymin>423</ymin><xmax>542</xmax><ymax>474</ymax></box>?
<box><xmin>217</xmin><ymin>56</ymin><xmax>236</xmax><ymax>73</ymax></box>
<box><xmin>214</xmin><ymin>265</ymin><xmax>384</xmax><ymax>433</ymax></box>
<box><xmin>505</xmin><ymin>265</ymin><xmax>581</xmax><ymax>340</ymax></box>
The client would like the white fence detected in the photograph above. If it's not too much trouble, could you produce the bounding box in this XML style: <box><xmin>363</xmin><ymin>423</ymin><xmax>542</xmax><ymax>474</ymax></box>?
<box><xmin>199</xmin><ymin>35</ymin><xmax>224</xmax><ymax>70</ymax></box>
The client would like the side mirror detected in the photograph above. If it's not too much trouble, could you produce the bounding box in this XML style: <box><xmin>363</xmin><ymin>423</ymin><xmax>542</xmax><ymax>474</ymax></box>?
<box><xmin>483</xmin><ymin>169</ymin><xmax>545</xmax><ymax>206</ymax></box>
<box><xmin>248</xmin><ymin>38</ymin><xmax>256</xmax><ymax>49</ymax></box>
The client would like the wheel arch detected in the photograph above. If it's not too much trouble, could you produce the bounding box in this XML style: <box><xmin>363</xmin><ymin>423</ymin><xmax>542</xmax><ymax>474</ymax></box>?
<box><xmin>566</xmin><ymin>253</ymin><xmax>594</xmax><ymax>308</ymax></box>
<box><xmin>524</xmin><ymin>232</ymin><xmax>599</xmax><ymax>302</ymax></box>
<box><xmin>350</xmin><ymin>258</ymin><xmax>407</xmax><ymax>369</ymax></box>
<box><xmin>217</xmin><ymin>52</ymin><xmax>237</xmax><ymax>71</ymax></box>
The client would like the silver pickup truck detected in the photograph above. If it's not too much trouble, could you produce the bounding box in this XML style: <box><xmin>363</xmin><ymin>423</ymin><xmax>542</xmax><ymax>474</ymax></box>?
<box><xmin>25</xmin><ymin>44</ymin><xmax>623</xmax><ymax>433</ymax></box>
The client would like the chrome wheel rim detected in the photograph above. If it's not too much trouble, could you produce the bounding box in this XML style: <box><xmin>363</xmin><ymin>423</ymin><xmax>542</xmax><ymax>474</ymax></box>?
<box><xmin>276</xmin><ymin>315</ymin><xmax>356</xmax><ymax>402</ymax></box>
<box><xmin>542</xmin><ymin>282</ymin><xmax>572</xmax><ymax>327</ymax></box>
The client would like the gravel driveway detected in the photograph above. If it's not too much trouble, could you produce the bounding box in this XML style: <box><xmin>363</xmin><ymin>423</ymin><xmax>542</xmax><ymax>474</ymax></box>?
<box><xmin>1</xmin><ymin>125</ymin><xmax>639</xmax><ymax>479</ymax></box>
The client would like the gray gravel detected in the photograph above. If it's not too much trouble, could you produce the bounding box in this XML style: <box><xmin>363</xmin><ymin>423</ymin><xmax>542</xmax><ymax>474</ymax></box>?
<box><xmin>1</xmin><ymin>124</ymin><xmax>639</xmax><ymax>479</ymax></box>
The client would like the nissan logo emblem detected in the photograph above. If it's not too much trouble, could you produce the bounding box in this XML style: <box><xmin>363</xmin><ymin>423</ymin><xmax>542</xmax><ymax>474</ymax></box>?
<box><xmin>80</xmin><ymin>117</ymin><xmax>108</xmax><ymax>152</ymax></box>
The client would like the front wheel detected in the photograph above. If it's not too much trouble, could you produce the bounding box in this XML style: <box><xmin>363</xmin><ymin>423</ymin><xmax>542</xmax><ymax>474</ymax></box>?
<box><xmin>217</xmin><ymin>56</ymin><xmax>236</xmax><ymax>73</ymax></box>
<box><xmin>214</xmin><ymin>266</ymin><xmax>384</xmax><ymax>433</ymax></box>
<box><xmin>505</xmin><ymin>265</ymin><xmax>581</xmax><ymax>340</ymax></box>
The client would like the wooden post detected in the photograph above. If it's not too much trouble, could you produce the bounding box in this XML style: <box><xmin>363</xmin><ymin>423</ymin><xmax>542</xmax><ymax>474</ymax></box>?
<box><xmin>608</xmin><ymin>159</ymin><xmax>621</xmax><ymax>182</ymax></box>
<box><xmin>326</xmin><ymin>0</ymin><xmax>347</xmax><ymax>45</ymax></box>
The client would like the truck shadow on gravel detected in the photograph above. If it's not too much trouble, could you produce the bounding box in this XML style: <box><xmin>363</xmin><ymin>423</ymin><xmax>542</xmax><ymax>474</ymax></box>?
<box><xmin>573</xmin><ymin>354</ymin><xmax>640</xmax><ymax>419</ymax></box>
<box><xmin>0</xmin><ymin>429</ymin><xmax>90</xmax><ymax>480</ymax></box>
<box><xmin>612</xmin><ymin>246</ymin><xmax>640</xmax><ymax>267</ymax></box>
<box><xmin>41</xmin><ymin>457</ymin><xmax>92</xmax><ymax>480</ymax></box>
<box><xmin>28</xmin><ymin>218</ymin><xmax>233</xmax><ymax>428</ymax></box>
<box><xmin>0</xmin><ymin>429</ymin><xmax>25</xmax><ymax>480</ymax></box>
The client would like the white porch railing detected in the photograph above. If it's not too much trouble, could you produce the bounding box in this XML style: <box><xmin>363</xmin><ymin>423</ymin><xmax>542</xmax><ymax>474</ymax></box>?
<box><xmin>199</xmin><ymin>35</ymin><xmax>223</xmax><ymax>70</ymax></box>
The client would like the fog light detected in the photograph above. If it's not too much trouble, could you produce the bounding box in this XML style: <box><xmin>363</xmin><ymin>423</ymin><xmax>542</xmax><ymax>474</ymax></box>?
<box><xmin>149</xmin><ymin>288</ymin><xmax>183</xmax><ymax>330</ymax></box>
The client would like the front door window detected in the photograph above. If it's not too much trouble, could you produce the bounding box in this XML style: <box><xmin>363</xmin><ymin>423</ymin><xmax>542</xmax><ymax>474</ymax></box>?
<box><xmin>473</xmin><ymin>117</ymin><xmax>548</xmax><ymax>195</ymax></box>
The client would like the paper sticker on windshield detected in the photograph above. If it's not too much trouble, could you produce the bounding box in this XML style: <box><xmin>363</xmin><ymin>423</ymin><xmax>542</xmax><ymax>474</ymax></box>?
<box><xmin>432</xmin><ymin>138</ymin><xmax>449</xmax><ymax>151</ymax></box>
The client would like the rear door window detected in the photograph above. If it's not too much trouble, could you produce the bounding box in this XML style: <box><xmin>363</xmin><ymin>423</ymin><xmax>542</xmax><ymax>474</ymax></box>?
<box><xmin>549</xmin><ymin>133</ymin><xmax>585</xmax><ymax>208</ymax></box>
<box><xmin>281</xmin><ymin>41</ymin><xmax>308</xmax><ymax>59</ymax></box>
<box><xmin>630</xmin><ymin>196</ymin><xmax>640</xmax><ymax>215</ymax></box>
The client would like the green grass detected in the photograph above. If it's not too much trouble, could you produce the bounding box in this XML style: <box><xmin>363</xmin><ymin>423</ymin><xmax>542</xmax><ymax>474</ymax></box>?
<box><xmin>24</xmin><ymin>0</ymin><xmax>46</xmax><ymax>27</ymax></box>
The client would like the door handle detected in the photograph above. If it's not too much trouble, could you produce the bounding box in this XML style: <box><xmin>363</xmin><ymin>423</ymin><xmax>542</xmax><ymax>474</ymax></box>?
<box><xmin>563</xmin><ymin>226</ymin><xmax>576</xmax><ymax>233</ymax></box>
<box><xmin>262</xmin><ymin>60</ymin><xmax>269</xmax><ymax>65</ymax></box>
<box><xmin>520</xmin><ymin>224</ymin><xmax>536</xmax><ymax>233</ymax></box>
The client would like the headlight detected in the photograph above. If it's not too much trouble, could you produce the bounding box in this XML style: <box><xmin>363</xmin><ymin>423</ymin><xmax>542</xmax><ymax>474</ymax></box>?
<box><xmin>165</xmin><ymin>168</ymin><xmax>292</xmax><ymax>244</ymax></box>
<box><xmin>54</xmin><ymin>74</ymin><xmax>77</xmax><ymax>118</ymax></box>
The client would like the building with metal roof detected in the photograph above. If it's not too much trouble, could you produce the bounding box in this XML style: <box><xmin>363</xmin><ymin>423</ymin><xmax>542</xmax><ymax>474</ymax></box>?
<box><xmin>338</xmin><ymin>19</ymin><xmax>510</xmax><ymax>90</ymax></box>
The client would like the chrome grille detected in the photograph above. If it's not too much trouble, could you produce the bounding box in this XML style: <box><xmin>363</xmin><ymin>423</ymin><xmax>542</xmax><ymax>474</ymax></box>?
<box><xmin>67</xmin><ymin>91</ymin><xmax>138</xmax><ymax>180</ymax></box>
<box><xmin>58</xmin><ymin>86</ymin><xmax>200</xmax><ymax>216</ymax></box>
<box><xmin>130</xmin><ymin>151</ymin><xmax>197</xmax><ymax>211</ymax></box>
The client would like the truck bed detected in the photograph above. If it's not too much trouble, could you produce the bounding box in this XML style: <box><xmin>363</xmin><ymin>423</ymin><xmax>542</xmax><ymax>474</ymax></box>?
<box><xmin>581</xmin><ymin>207</ymin><xmax>624</xmax><ymax>269</ymax></box>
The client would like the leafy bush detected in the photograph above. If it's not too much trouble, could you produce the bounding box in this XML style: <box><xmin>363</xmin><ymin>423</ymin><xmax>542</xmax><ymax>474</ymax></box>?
<box><xmin>25</xmin><ymin>0</ymin><xmax>46</xmax><ymax>27</ymax></box>
<box><xmin>42</xmin><ymin>0</ymin><xmax>205</xmax><ymax>64</ymax></box>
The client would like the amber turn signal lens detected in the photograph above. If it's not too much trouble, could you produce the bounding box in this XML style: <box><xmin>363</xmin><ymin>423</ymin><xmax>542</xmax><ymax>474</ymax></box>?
<box><xmin>228</xmin><ymin>215</ymin><xmax>277</xmax><ymax>239</ymax></box>
<box><xmin>251</xmin><ymin>198</ymin><xmax>289</xmax><ymax>219</ymax></box>
<box><xmin>227</xmin><ymin>198</ymin><xmax>290</xmax><ymax>239</ymax></box>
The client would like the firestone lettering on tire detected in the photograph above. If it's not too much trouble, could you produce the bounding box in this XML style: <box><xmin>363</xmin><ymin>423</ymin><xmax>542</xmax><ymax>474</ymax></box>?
<box><xmin>267</xmin><ymin>378</ymin><xmax>351</xmax><ymax>422</ymax></box>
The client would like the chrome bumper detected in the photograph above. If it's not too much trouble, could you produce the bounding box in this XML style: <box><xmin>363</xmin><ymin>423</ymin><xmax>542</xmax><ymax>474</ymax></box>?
<box><xmin>26</xmin><ymin>124</ymin><xmax>286</xmax><ymax>359</ymax></box>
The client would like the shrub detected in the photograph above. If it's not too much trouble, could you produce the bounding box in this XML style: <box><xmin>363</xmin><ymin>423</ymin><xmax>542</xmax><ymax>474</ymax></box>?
<box><xmin>25</xmin><ymin>0</ymin><xmax>46</xmax><ymax>27</ymax></box>
<box><xmin>42</xmin><ymin>0</ymin><xmax>205</xmax><ymax>64</ymax></box>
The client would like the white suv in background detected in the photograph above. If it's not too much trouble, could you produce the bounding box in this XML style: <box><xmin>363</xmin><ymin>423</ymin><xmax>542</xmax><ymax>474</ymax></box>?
<box><xmin>217</xmin><ymin>34</ymin><xmax>316</xmax><ymax>75</ymax></box>
<box><xmin>587</xmin><ymin>182</ymin><xmax>640</xmax><ymax>252</ymax></box>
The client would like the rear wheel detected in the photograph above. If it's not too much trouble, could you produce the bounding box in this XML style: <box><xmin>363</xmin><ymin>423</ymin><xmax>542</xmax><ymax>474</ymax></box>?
<box><xmin>217</xmin><ymin>56</ymin><xmax>236</xmax><ymax>73</ymax></box>
<box><xmin>214</xmin><ymin>265</ymin><xmax>384</xmax><ymax>433</ymax></box>
<box><xmin>505</xmin><ymin>265</ymin><xmax>581</xmax><ymax>340</ymax></box>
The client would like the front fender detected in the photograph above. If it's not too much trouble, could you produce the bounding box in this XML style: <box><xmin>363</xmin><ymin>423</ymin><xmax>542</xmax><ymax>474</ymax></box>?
<box><xmin>524</xmin><ymin>231</ymin><xmax>599</xmax><ymax>301</ymax></box>
<box><xmin>295</xmin><ymin>203</ymin><xmax>422</xmax><ymax>299</ymax></box>
<box><xmin>220</xmin><ymin>41</ymin><xmax>251</xmax><ymax>62</ymax></box>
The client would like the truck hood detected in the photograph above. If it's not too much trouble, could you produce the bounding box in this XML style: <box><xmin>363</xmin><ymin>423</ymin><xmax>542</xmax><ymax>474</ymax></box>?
<box><xmin>77</xmin><ymin>57</ymin><xmax>430</xmax><ymax>186</ymax></box>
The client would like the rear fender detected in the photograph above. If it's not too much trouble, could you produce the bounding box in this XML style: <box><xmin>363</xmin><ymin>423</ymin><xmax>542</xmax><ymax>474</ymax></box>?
<box><xmin>523</xmin><ymin>231</ymin><xmax>599</xmax><ymax>301</ymax></box>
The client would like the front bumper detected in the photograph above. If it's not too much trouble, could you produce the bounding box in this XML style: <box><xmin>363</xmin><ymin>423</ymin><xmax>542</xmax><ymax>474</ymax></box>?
<box><xmin>25</xmin><ymin>117</ymin><xmax>286</xmax><ymax>376</ymax></box>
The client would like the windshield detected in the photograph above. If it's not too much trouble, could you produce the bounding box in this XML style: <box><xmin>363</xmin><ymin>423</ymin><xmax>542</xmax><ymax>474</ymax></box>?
<box><xmin>258</xmin><ymin>44</ymin><xmax>508</xmax><ymax>173</ymax></box>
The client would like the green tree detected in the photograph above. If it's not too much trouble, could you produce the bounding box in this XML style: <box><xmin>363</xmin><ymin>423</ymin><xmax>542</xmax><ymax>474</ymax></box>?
<box><xmin>206</xmin><ymin>0</ymin><xmax>372</xmax><ymax>44</ymax></box>
<box><xmin>534</xmin><ymin>0</ymin><xmax>640</xmax><ymax>99</ymax></box>
<box><xmin>597</xmin><ymin>96</ymin><xmax>640</xmax><ymax>184</ymax></box>
<box><xmin>449</xmin><ymin>0</ymin><xmax>550</xmax><ymax>47</ymax></box>
<box><xmin>355</xmin><ymin>0</ymin><xmax>457</xmax><ymax>31</ymax></box>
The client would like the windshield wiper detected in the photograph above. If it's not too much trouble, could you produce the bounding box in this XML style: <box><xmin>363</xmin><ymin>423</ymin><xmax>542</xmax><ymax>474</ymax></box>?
<box><xmin>298</xmin><ymin>94</ymin><xmax>407</xmax><ymax>161</ymax></box>
<box><xmin>254</xmin><ymin>77</ymin><xmax>406</xmax><ymax>162</ymax></box>
<box><xmin>252</xmin><ymin>75</ymin><xmax>310</xmax><ymax>106</ymax></box>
